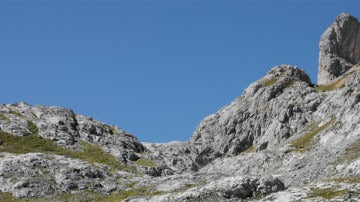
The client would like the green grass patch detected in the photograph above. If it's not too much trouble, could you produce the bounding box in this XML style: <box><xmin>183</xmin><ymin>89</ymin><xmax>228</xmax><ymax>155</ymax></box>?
<box><xmin>291</xmin><ymin>118</ymin><xmax>336</xmax><ymax>151</ymax></box>
<box><xmin>27</xmin><ymin>121</ymin><xmax>38</xmax><ymax>134</ymax></box>
<box><xmin>0</xmin><ymin>112</ymin><xmax>9</xmax><ymax>123</ymax></box>
<box><xmin>0</xmin><ymin>132</ymin><xmax>54</xmax><ymax>154</ymax></box>
<box><xmin>308</xmin><ymin>187</ymin><xmax>347</xmax><ymax>200</ymax></box>
<box><xmin>9</xmin><ymin>110</ymin><xmax>25</xmax><ymax>118</ymax></box>
<box><xmin>53</xmin><ymin>187</ymin><xmax>162</xmax><ymax>202</ymax></box>
<box><xmin>253</xmin><ymin>191</ymin><xmax>264</xmax><ymax>199</ymax></box>
<box><xmin>243</xmin><ymin>146</ymin><xmax>255</xmax><ymax>154</ymax></box>
<box><xmin>173</xmin><ymin>183</ymin><xmax>197</xmax><ymax>193</ymax></box>
<box><xmin>135</xmin><ymin>158</ymin><xmax>156</xmax><ymax>167</ymax></box>
<box><xmin>0</xmin><ymin>187</ymin><xmax>163</xmax><ymax>202</ymax></box>
<box><xmin>285</xmin><ymin>80</ymin><xmax>296</xmax><ymax>88</ymax></box>
<box><xmin>126</xmin><ymin>181</ymin><xmax>137</xmax><ymax>188</ymax></box>
<box><xmin>72</xmin><ymin>142</ymin><xmax>127</xmax><ymax>170</ymax></box>
<box><xmin>263</xmin><ymin>78</ymin><xmax>277</xmax><ymax>87</ymax></box>
<box><xmin>314</xmin><ymin>84</ymin><xmax>338</xmax><ymax>92</ymax></box>
<box><xmin>182</xmin><ymin>183</ymin><xmax>196</xmax><ymax>189</ymax></box>
<box><xmin>0</xmin><ymin>130</ymin><xmax>62</xmax><ymax>154</ymax></box>
<box><xmin>314</xmin><ymin>77</ymin><xmax>346</xmax><ymax>92</ymax></box>
<box><xmin>0</xmin><ymin>130</ymin><xmax>133</xmax><ymax>172</ymax></box>
<box><xmin>328</xmin><ymin>176</ymin><xmax>360</xmax><ymax>184</ymax></box>
<box><xmin>0</xmin><ymin>191</ymin><xmax>22</xmax><ymax>202</ymax></box>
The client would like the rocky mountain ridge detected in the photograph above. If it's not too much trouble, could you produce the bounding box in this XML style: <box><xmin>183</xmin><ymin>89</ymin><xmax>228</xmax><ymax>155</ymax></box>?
<box><xmin>1</xmin><ymin>13</ymin><xmax>360</xmax><ymax>201</ymax></box>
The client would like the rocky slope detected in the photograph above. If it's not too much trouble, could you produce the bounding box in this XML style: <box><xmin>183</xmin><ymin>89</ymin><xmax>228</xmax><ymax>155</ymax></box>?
<box><xmin>1</xmin><ymin>13</ymin><xmax>360</xmax><ymax>202</ymax></box>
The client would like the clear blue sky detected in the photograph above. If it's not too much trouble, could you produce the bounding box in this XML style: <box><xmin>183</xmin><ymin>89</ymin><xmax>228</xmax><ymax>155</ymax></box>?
<box><xmin>1</xmin><ymin>1</ymin><xmax>359</xmax><ymax>142</ymax></box>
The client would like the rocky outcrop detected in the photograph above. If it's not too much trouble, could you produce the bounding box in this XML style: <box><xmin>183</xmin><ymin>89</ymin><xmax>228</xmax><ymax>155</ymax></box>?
<box><xmin>76</xmin><ymin>115</ymin><xmax>145</xmax><ymax>163</ymax></box>
<box><xmin>2</xmin><ymin>13</ymin><xmax>360</xmax><ymax>202</ymax></box>
<box><xmin>0</xmin><ymin>102</ymin><xmax>148</xmax><ymax>199</ymax></box>
<box><xmin>140</xmin><ymin>65</ymin><xmax>314</xmax><ymax>175</ymax></box>
<box><xmin>138</xmin><ymin>176</ymin><xmax>285</xmax><ymax>202</ymax></box>
<box><xmin>0</xmin><ymin>153</ymin><xmax>120</xmax><ymax>198</ymax></box>
<box><xmin>0</xmin><ymin>102</ymin><xmax>145</xmax><ymax>163</ymax></box>
<box><xmin>266</xmin><ymin>64</ymin><xmax>311</xmax><ymax>84</ymax></box>
<box><xmin>318</xmin><ymin>13</ymin><xmax>360</xmax><ymax>84</ymax></box>
<box><xmin>189</xmin><ymin>64</ymin><xmax>313</xmax><ymax>166</ymax></box>
<box><xmin>142</xmin><ymin>141</ymin><xmax>199</xmax><ymax>173</ymax></box>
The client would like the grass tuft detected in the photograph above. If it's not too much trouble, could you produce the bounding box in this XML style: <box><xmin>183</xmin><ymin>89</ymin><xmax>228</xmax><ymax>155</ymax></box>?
<box><xmin>242</xmin><ymin>146</ymin><xmax>255</xmax><ymax>154</ymax></box>
<box><xmin>263</xmin><ymin>78</ymin><xmax>277</xmax><ymax>87</ymax></box>
<box><xmin>0</xmin><ymin>191</ymin><xmax>22</xmax><ymax>202</ymax></box>
<box><xmin>291</xmin><ymin>118</ymin><xmax>336</xmax><ymax>151</ymax></box>
<box><xmin>27</xmin><ymin>121</ymin><xmax>38</xmax><ymax>135</ymax></box>
<box><xmin>9</xmin><ymin>110</ymin><xmax>25</xmax><ymax>118</ymax></box>
<box><xmin>126</xmin><ymin>182</ymin><xmax>137</xmax><ymax>188</ymax></box>
<box><xmin>73</xmin><ymin>142</ymin><xmax>135</xmax><ymax>172</ymax></box>
<box><xmin>314</xmin><ymin>77</ymin><xmax>347</xmax><ymax>92</ymax></box>
<box><xmin>328</xmin><ymin>176</ymin><xmax>360</xmax><ymax>184</ymax></box>
<box><xmin>0</xmin><ymin>130</ymin><xmax>133</xmax><ymax>172</ymax></box>
<box><xmin>174</xmin><ymin>183</ymin><xmax>197</xmax><ymax>193</ymax></box>
<box><xmin>0</xmin><ymin>112</ymin><xmax>9</xmax><ymax>123</ymax></box>
<box><xmin>0</xmin><ymin>121</ymin><xmax>133</xmax><ymax>171</ymax></box>
<box><xmin>308</xmin><ymin>187</ymin><xmax>347</xmax><ymax>199</ymax></box>
<box><xmin>285</xmin><ymin>80</ymin><xmax>296</xmax><ymax>88</ymax></box>
<box><xmin>135</xmin><ymin>158</ymin><xmax>156</xmax><ymax>167</ymax></box>
<box><xmin>55</xmin><ymin>188</ymin><xmax>162</xmax><ymax>202</ymax></box>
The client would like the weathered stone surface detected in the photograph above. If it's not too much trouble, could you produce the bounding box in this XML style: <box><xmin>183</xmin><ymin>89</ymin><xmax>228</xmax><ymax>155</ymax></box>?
<box><xmin>0</xmin><ymin>153</ymin><xmax>120</xmax><ymax>198</ymax></box>
<box><xmin>142</xmin><ymin>141</ymin><xmax>199</xmax><ymax>174</ymax></box>
<box><xmin>266</xmin><ymin>64</ymin><xmax>312</xmax><ymax>84</ymax></box>
<box><xmin>318</xmin><ymin>13</ymin><xmax>360</xmax><ymax>84</ymax></box>
<box><xmin>257</xmin><ymin>176</ymin><xmax>286</xmax><ymax>195</ymax></box>
<box><xmin>2</xmin><ymin>13</ymin><xmax>360</xmax><ymax>202</ymax></box>
<box><xmin>0</xmin><ymin>103</ymin><xmax>145</xmax><ymax>162</ymax></box>
<box><xmin>189</xmin><ymin>65</ymin><xmax>313</xmax><ymax>166</ymax></box>
<box><xmin>135</xmin><ymin>176</ymin><xmax>284</xmax><ymax>202</ymax></box>
<box><xmin>76</xmin><ymin>115</ymin><xmax>145</xmax><ymax>163</ymax></box>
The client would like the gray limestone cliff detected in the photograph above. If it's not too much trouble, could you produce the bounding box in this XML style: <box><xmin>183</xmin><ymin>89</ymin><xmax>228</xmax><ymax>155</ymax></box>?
<box><xmin>318</xmin><ymin>13</ymin><xmax>360</xmax><ymax>85</ymax></box>
<box><xmin>2</xmin><ymin>13</ymin><xmax>360</xmax><ymax>202</ymax></box>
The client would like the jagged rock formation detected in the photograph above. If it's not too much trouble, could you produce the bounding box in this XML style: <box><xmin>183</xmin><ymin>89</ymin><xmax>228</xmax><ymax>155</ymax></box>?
<box><xmin>189</xmin><ymin>64</ymin><xmax>312</xmax><ymax>163</ymax></box>
<box><xmin>2</xmin><ymin>13</ymin><xmax>360</xmax><ymax>201</ymax></box>
<box><xmin>137</xmin><ymin>61</ymin><xmax>360</xmax><ymax>201</ymax></box>
<box><xmin>0</xmin><ymin>102</ymin><xmax>145</xmax><ymax>163</ymax></box>
<box><xmin>318</xmin><ymin>13</ymin><xmax>360</xmax><ymax>84</ymax></box>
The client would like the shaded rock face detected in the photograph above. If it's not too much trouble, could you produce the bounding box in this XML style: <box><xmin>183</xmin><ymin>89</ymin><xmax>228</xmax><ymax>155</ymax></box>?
<box><xmin>318</xmin><ymin>13</ymin><xmax>360</xmax><ymax>84</ymax></box>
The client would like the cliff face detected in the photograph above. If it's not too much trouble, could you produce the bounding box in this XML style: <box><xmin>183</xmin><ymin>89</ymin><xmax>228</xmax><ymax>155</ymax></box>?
<box><xmin>1</xmin><ymin>13</ymin><xmax>360</xmax><ymax>202</ymax></box>
<box><xmin>318</xmin><ymin>13</ymin><xmax>360</xmax><ymax>85</ymax></box>
<box><xmin>189</xmin><ymin>65</ymin><xmax>312</xmax><ymax>160</ymax></box>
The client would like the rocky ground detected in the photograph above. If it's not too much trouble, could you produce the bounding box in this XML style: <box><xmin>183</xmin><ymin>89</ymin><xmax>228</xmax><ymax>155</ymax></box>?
<box><xmin>1</xmin><ymin>13</ymin><xmax>360</xmax><ymax>202</ymax></box>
